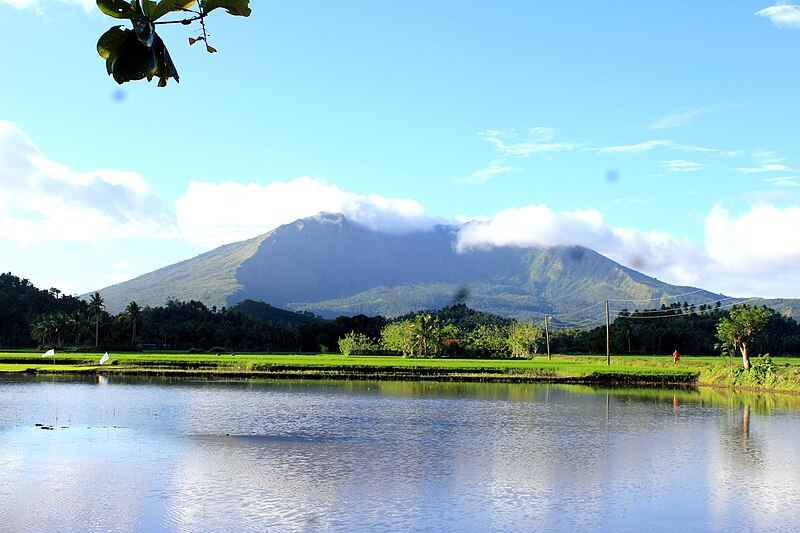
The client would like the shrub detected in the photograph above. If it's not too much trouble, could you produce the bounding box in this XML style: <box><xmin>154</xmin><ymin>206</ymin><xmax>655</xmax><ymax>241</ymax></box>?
<box><xmin>338</xmin><ymin>331</ymin><xmax>378</xmax><ymax>356</ymax></box>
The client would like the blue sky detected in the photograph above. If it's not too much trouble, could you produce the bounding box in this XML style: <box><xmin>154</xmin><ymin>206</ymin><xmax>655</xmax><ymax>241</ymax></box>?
<box><xmin>1</xmin><ymin>0</ymin><xmax>800</xmax><ymax>300</ymax></box>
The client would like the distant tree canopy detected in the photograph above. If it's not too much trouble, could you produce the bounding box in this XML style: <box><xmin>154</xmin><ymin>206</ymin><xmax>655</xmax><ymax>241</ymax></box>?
<box><xmin>0</xmin><ymin>273</ymin><xmax>87</xmax><ymax>349</ymax></box>
<box><xmin>3</xmin><ymin>273</ymin><xmax>800</xmax><ymax>359</ymax></box>
<box><xmin>96</xmin><ymin>0</ymin><xmax>251</xmax><ymax>86</ymax></box>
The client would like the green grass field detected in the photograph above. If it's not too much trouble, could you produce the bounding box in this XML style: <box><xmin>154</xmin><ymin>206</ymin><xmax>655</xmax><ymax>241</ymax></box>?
<box><xmin>4</xmin><ymin>350</ymin><xmax>800</xmax><ymax>393</ymax></box>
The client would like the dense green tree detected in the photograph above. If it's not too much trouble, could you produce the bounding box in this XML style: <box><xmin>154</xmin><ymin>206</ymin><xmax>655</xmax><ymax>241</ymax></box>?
<box><xmin>468</xmin><ymin>323</ymin><xmax>509</xmax><ymax>358</ymax></box>
<box><xmin>507</xmin><ymin>322</ymin><xmax>542</xmax><ymax>358</ymax></box>
<box><xmin>716</xmin><ymin>305</ymin><xmax>772</xmax><ymax>370</ymax></box>
<box><xmin>381</xmin><ymin>320</ymin><xmax>416</xmax><ymax>357</ymax></box>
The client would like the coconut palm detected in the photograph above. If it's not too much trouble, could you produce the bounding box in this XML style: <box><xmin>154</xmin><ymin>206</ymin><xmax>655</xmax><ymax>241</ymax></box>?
<box><xmin>123</xmin><ymin>301</ymin><xmax>142</xmax><ymax>346</ymax></box>
<box><xmin>31</xmin><ymin>313</ymin><xmax>68</xmax><ymax>348</ymax></box>
<box><xmin>413</xmin><ymin>313</ymin><xmax>440</xmax><ymax>357</ymax></box>
<box><xmin>31</xmin><ymin>314</ymin><xmax>53</xmax><ymax>347</ymax></box>
<box><xmin>66</xmin><ymin>311</ymin><xmax>85</xmax><ymax>346</ymax></box>
<box><xmin>87</xmin><ymin>292</ymin><xmax>105</xmax><ymax>348</ymax></box>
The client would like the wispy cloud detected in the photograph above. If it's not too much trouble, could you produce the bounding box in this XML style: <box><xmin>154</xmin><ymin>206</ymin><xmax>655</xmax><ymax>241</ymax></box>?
<box><xmin>649</xmin><ymin>102</ymin><xmax>749</xmax><ymax>130</ymax></box>
<box><xmin>756</xmin><ymin>3</ymin><xmax>800</xmax><ymax>28</ymax></box>
<box><xmin>453</xmin><ymin>159</ymin><xmax>519</xmax><ymax>185</ymax></box>
<box><xmin>649</xmin><ymin>108</ymin><xmax>706</xmax><ymax>130</ymax></box>
<box><xmin>613</xmin><ymin>198</ymin><xmax>649</xmax><ymax>206</ymax></box>
<box><xmin>663</xmin><ymin>160</ymin><xmax>706</xmax><ymax>172</ymax></box>
<box><xmin>478</xmin><ymin>128</ymin><xmax>581</xmax><ymax>157</ymax></box>
<box><xmin>456</xmin><ymin>127</ymin><xmax>579</xmax><ymax>185</ymax></box>
<box><xmin>765</xmin><ymin>176</ymin><xmax>800</xmax><ymax>187</ymax></box>
<box><xmin>738</xmin><ymin>163</ymin><xmax>793</xmax><ymax>173</ymax></box>
<box><xmin>591</xmin><ymin>140</ymin><xmax>671</xmax><ymax>154</ymax></box>
<box><xmin>590</xmin><ymin>140</ymin><xmax>717</xmax><ymax>155</ymax></box>
<box><xmin>736</xmin><ymin>150</ymin><xmax>793</xmax><ymax>173</ymax></box>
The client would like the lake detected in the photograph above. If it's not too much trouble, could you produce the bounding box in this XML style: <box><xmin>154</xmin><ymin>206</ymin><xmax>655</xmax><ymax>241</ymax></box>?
<box><xmin>0</xmin><ymin>375</ymin><xmax>798</xmax><ymax>532</ymax></box>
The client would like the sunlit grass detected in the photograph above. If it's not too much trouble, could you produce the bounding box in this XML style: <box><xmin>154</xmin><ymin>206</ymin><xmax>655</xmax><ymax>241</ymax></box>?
<box><xmin>1</xmin><ymin>351</ymin><xmax>798</xmax><ymax>392</ymax></box>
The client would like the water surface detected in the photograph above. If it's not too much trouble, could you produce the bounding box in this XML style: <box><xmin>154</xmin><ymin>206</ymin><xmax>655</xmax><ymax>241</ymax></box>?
<box><xmin>0</xmin><ymin>376</ymin><xmax>798</xmax><ymax>532</ymax></box>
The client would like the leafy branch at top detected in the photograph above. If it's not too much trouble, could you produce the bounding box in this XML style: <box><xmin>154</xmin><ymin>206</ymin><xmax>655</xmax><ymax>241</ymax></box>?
<box><xmin>96</xmin><ymin>0</ymin><xmax>251</xmax><ymax>87</ymax></box>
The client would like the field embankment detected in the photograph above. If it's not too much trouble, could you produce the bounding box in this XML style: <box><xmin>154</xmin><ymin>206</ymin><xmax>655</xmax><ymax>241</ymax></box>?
<box><xmin>0</xmin><ymin>352</ymin><xmax>702</xmax><ymax>386</ymax></box>
<box><xmin>2</xmin><ymin>352</ymin><xmax>799</xmax><ymax>392</ymax></box>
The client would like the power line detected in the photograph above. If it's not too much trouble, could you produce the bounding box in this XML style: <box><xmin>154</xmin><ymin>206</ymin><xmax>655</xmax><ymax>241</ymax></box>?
<box><xmin>608</xmin><ymin>298</ymin><xmax>761</xmax><ymax>321</ymax></box>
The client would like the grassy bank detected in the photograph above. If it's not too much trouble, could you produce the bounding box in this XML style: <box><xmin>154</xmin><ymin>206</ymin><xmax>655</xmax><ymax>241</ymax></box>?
<box><xmin>0</xmin><ymin>351</ymin><xmax>702</xmax><ymax>385</ymax></box>
<box><xmin>1</xmin><ymin>351</ymin><xmax>798</xmax><ymax>392</ymax></box>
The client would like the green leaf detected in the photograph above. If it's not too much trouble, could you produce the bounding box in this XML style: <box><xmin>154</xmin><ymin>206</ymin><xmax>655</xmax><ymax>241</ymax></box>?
<box><xmin>142</xmin><ymin>0</ymin><xmax>197</xmax><ymax>21</ymax></box>
<box><xmin>97</xmin><ymin>26</ymin><xmax>128</xmax><ymax>59</ymax></box>
<box><xmin>200</xmin><ymin>0</ymin><xmax>250</xmax><ymax>17</ymax></box>
<box><xmin>111</xmin><ymin>30</ymin><xmax>157</xmax><ymax>84</ymax></box>
<box><xmin>150</xmin><ymin>33</ymin><xmax>180</xmax><ymax>87</ymax></box>
<box><xmin>97</xmin><ymin>26</ymin><xmax>129</xmax><ymax>75</ymax></box>
<box><xmin>131</xmin><ymin>16</ymin><xmax>156</xmax><ymax>47</ymax></box>
<box><xmin>96</xmin><ymin>0</ymin><xmax>137</xmax><ymax>19</ymax></box>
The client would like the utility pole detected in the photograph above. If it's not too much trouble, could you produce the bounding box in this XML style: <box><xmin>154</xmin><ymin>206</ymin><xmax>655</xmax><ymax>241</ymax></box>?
<box><xmin>545</xmin><ymin>316</ymin><xmax>551</xmax><ymax>360</ymax></box>
<box><xmin>606</xmin><ymin>300</ymin><xmax>610</xmax><ymax>366</ymax></box>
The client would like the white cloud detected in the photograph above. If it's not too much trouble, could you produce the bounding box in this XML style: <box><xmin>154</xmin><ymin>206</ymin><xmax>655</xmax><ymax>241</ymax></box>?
<box><xmin>454</xmin><ymin>203</ymin><xmax>708</xmax><ymax>287</ymax></box>
<box><xmin>756</xmin><ymin>3</ymin><xmax>800</xmax><ymax>28</ymax></box>
<box><xmin>175</xmin><ymin>176</ymin><xmax>438</xmax><ymax>247</ymax></box>
<box><xmin>705</xmin><ymin>203</ymin><xmax>800</xmax><ymax>275</ymax></box>
<box><xmin>454</xmin><ymin>201</ymin><xmax>800</xmax><ymax>297</ymax></box>
<box><xmin>0</xmin><ymin>120</ymin><xmax>174</xmax><ymax>244</ymax></box>
<box><xmin>663</xmin><ymin>160</ymin><xmax>706</xmax><ymax>172</ymax></box>
<box><xmin>456</xmin><ymin>205</ymin><xmax>614</xmax><ymax>250</ymax></box>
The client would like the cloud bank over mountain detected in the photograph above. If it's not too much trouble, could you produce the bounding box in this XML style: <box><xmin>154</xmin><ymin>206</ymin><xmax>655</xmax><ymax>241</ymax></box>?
<box><xmin>2</xmin><ymin>119</ymin><xmax>800</xmax><ymax>298</ymax></box>
<box><xmin>175</xmin><ymin>177</ymin><xmax>439</xmax><ymax>247</ymax></box>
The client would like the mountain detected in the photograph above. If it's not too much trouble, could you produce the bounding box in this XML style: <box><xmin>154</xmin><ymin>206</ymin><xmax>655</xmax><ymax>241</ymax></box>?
<box><xmin>94</xmin><ymin>213</ymin><xmax>799</xmax><ymax>323</ymax></box>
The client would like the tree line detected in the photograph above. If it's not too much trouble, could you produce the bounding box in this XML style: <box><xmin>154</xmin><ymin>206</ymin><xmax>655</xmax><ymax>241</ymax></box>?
<box><xmin>2</xmin><ymin>273</ymin><xmax>800</xmax><ymax>367</ymax></box>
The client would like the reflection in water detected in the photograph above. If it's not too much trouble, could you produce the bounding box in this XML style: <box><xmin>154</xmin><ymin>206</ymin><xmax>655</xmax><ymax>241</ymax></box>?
<box><xmin>0</xmin><ymin>376</ymin><xmax>798</xmax><ymax>531</ymax></box>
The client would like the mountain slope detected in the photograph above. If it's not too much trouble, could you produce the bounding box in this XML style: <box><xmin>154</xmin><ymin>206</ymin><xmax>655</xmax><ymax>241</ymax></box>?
<box><xmin>95</xmin><ymin>212</ymin><xmax>796</xmax><ymax>322</ymax></box>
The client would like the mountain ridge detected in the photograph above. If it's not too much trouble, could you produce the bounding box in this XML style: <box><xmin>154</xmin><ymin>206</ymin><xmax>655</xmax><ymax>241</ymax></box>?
<box><xmin>94</xmin><ymin>212</ymin><xmax>799</xmax><ymax>322</ymax></box>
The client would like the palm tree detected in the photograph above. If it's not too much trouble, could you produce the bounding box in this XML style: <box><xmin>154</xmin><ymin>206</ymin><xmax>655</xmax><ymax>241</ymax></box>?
<box><xmin>31</xmin><ymin>313</ymin><xmax>68</xmax><ymax>348</ymax></box>
<box><xmin>123</xmin><ymin>301</ymin><xmax>142</xmax><ymax>346</ymax></box>
<box><xmin>88</xmin><ymin>292</ymin><xmax>105</xmax><ymax>349</ymax></box>
<box><xmin>413</xmin><ymin>313</ymin><xmax>440</xmax><ymax>357</ymax></box>
<box><xmin>66</xmin><ymin>311</ymin><xmax>85</xmax><ymax>346</ymax></box>
<box><xmin>31</xmin><ymin>314</ymin><xmax>53</xmax><ymax>347</ymax></box>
